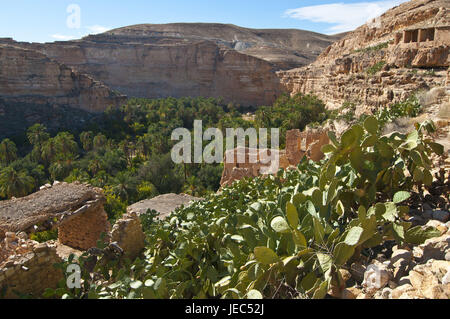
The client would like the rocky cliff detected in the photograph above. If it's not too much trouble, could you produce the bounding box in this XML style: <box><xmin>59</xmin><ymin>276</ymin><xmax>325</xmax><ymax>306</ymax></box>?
<box><xmin>0</xmin><ymin>44</ymin><xmax>125</xmax><ymax>113</ymax></box>
<box><xmin>278</xmin><ymin>0</ymin><xmax>449</xmax><ymax>114</ymax></box>
<box><xmin>23</xmin><ymin>39</ymin><xmax>283</xmax><ymax>106</ymax></box>
<box><xmin>0</xmin><ymin>23</ymin><xmax>340</xmax><ymax>108</ymax></box>
<box><xmin>0</xmin><ymin>43</ymin><xmax>126</xmax><ymax>137</ymax></box>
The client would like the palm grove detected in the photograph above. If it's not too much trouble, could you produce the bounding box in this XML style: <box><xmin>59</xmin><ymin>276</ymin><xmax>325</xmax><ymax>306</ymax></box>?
<box><xmin>0</xmin><ymin>94</ymin><xmax>329</xmax><ymax>223</ymax></box>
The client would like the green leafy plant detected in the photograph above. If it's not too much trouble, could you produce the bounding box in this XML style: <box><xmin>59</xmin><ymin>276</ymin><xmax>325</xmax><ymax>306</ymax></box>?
<box><xmin>30</xmin><ymin>229</ymin><xmax>58</xmax><ymax>242</ymax></box>
<box><xmin>44</xmin><ymin>119</ymin><xmax>443</xmax><ymax>299</ymax></box>
<box><xmin>376</xmin><ymin>96</ymin><xmax>422</xmax><ymax>128</ymax></box>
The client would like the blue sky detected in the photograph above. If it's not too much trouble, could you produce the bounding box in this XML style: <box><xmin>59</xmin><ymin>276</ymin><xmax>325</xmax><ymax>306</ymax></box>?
<box><xmin>0</xmin><ymin>0</ymin><xmax>408</xmax><ymax>43</ymax></box>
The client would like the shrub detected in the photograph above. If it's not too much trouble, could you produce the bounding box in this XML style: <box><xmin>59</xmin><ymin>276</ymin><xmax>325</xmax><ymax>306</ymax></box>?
<box><xmin>376</xmin><ymin>96</ymin><xmax>422</xmax><ymax>128</ymax></box>
<box><xmin>30</xmin><ymin>229</ymin><xmax>58</xmax><ymax>242</ymax></box>
<box><xmin>354</xmin><ymin>42</ymin><xmax>389</xmax><ymax>53</ymax></box>
<box><xmin>366</xmin><ymin>61</ymin><xmax>386</xmax><ymax>75</ymax></box>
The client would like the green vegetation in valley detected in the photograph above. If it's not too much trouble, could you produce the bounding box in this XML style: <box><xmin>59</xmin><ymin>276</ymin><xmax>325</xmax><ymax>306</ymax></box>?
<box><xmin>330</xmin><ymin>95</ymin><xmax>423</xmax><ymax>127</ymax></box>
<box><xmin>329</xmin><ymin>101</ymin><xmax>357</xmax><ymax>123</ymax></box>
<box><xmin>0</xmin><ymin>94</ymin><xmax>331</xmax><ymax>222</ymax></box>
<box><xmin>44</xmin><ymin>118</ymin><xmax>443</xmax><ymax>299</ymax></box>
<box><xmin>255</xmin><ymin>94</ymin><xmax>330</xmax><ymax>147</ymax></box>
<box><xmin>375</xmin><ymin>96</ymin><xmax>422</xmax><ymax>128</ymax></box>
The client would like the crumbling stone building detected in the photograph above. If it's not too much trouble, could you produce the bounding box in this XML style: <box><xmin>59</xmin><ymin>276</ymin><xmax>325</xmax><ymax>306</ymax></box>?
<box><xmin>0</xmin><ymin>182</ymin><xmax>110</xmax><ymax>250</ymax></box>
<box><xmin>220</xmin><ymin>128</ymin><xmax>330</xmax><ymax>186</ymax></box>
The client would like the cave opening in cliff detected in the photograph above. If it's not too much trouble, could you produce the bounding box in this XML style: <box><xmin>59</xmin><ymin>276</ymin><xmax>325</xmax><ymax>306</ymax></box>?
<box><xmin>419</xmin><ymin>28</ymin><xmax>435</xmax><ymax>42</ymax></box>
<box><xmin>403</xmin><ymin>29</ymin><xmax>419</xmax><ymax>43</ymax></box>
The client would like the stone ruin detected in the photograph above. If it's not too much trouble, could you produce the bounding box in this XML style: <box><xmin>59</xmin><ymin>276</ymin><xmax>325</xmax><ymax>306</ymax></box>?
<box><xmin>0</xmin><ymin>181</ymin><xmax>148</xmax><ymax>298</ymax></box>
<box><xmin>396</xmin><ymin>25</ymin><xmax>449</xmax><ymax>45</ymax></box>
<box><xmin>110</xmin><ymin>211</ymin><xmax>146</xmax><ymax>261</ymax></box>
<box><xmin>0</xmin><ymin>181</ymin><xmax>110</xmax><ymax>250</ymax></box>
<box><xmin>0</xmin><ymin>240</ymin><xmax>63</xmax><ymax>299</ymax></box>
<box><xmin>220</xmin><ymin>128</ymin><xmax>330</xmax><ymax>187</ymax></box>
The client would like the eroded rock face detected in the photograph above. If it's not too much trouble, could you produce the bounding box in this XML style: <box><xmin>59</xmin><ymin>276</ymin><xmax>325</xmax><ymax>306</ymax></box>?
<box><xmin>100</xmin><ymin>23</ymin><xmax>343</xmax><ymax>70</ymax></box>
<box><xmin>278</xmin><ymin>0</ymin><xmax>450</xmax><ymax>112</ymax></box>
<box><xmin>0</xmin><ymin>44</ymin><xmax>126</xmax><ymax>113</ymax></box>
<box><xmin>0</xmin><ymin>23</ymin><xmax>342</xmax><ymax>108</ymax></box>
<box><xmin>9</xmin><ymin>39</ymin><xmax>281</xmax><ymax>107</ymax></box>
<box><xmin>0</xmin><ymin>44</ymin><xmax>126</xmax><ymax>138</ymax></box>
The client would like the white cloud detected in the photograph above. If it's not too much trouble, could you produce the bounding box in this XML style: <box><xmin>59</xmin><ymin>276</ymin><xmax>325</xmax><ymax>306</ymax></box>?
<box><xmin>285</xmin><ymin>0</ymin><xmax>408</xmax><ymax>34</ymax></box>
<box><xmin>49</xmin><ymin>25</ymin><xmax>110</xmax><ymax>42</ymax></box>
<box><xmin>86</xmin><ymin>25</ymin><xmax>110</xmax><ymax>34</ymax></box>
<box><xmin>51</xmin><ymin>34</ymin><xmax>78</xmax><ymax>40</ymax></box>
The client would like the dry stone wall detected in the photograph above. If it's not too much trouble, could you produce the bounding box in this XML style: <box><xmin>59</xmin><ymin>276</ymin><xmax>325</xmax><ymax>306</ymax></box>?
<box><xmin>111</xmin><ymin>212</ymin><xmax>145</xmax><ymax>260</ymax></box>
<box><xmin>0</xmin><ymin>182</ymin><xmax>111</xmax><ymax>252</ymax></box>
<box><xmin>58</xmin><ymin>198</ymin><xmax>110</xmax><ymax>251</ymax></box>
<box><xmin>0</xmin><ymin>241</ymin><xmax>63</xmax><ymax>299</ymax></box>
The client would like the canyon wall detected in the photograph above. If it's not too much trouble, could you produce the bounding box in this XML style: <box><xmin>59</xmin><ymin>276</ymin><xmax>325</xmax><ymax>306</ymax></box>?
<box><xmin>278</xmin><ymin>0</ymin><xmax>449</xmax><ymax>114</ymax></box>
<box><xmin>9</xmin><ymin>38</ymin><xmax>283</xmax><ymax>107</ymax></box>
<box><xmin>0</xmin><ymin>23</ymin><xmax>342</xmax><ymax>109</ymax></box>
<box><xmin>0</xmin><ymin>43</ymin><xmax>126</xmax><ymax>137</ymax></box>
<box><xmin>0</xmin><ymin>44</ymin><xmax>125</xmax><ymax>113</ymax></box>
<box><xmin>100</xmin><ymin>23</ymin><xmax>342</xmax><ymax>70</ymax></box>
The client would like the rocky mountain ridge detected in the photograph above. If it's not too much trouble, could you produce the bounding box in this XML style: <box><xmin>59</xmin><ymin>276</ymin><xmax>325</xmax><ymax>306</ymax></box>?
<box><xmin>102</xmin><ymin>23</ymin><xmax>343</xmax><ymax>69</ymax></box>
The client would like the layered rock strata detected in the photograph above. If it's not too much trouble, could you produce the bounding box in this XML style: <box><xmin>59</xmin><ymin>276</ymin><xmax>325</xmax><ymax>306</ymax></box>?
<box><xmin>0</xmin><ymin>44</ymin><xmax>126</xmax><ymax>113</ymax></box>
<box><xmin>278</xmin><ymin>0</ymin><xmax>449</xmax><ymax>113</ymax></box>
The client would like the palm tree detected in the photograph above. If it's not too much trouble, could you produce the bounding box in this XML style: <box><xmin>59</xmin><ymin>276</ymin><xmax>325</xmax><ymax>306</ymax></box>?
<box><xmin>54</xmin><ymin>132</ymin><xmax>78</xmax><ymax>159</ymax></box>
<box><xmin>88</xmin><ymin>158</ymin><xmax>102</xmax><ymax>175</ymax></box>
<box><xmin>0</xmin><ymin>167</ymin><xmax>35</xmax><ymax>198</ymax></box>
<box><xmin>80</xmin><ymin>131</ymin><xmax>94</xmax><ymax>152</ymax></box>
<box><xmin>27</xmin><ymin>124</ymin><xmax>50</xmax><ymax>149</ymax></box>
<box><xmin>41</xmin><ymin>138</ymin><xmax>58</xmax><ymax>164</ymax></box>
<box><xmin>93</xmin><ymin>134</ymin><xmax>107</xmax><ymax>151</ymax></box>
<box><xmin>112</xmin><ymin>171</ymin><xmax>137</xmax><ymax>201</ymax></box>
<box><xmin>0</xmin><ymin>139</ymin><xmax>18</xmax><ymax>165</ymax></box>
